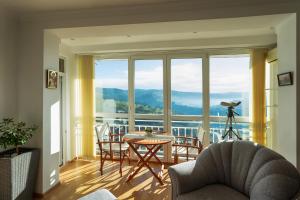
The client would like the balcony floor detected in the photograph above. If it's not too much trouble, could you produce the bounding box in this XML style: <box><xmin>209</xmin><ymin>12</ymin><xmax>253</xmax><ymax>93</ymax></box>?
<box><xmin>40</xmin><ymin>159</ymin><xmax>171</xmax><ymax>200</ymax></box>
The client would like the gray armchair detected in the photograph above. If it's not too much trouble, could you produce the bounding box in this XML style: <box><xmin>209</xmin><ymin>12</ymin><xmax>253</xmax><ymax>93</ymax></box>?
<box><xmin>168</xmin><ymin>141</ymin><xmax>300</xmax><ymax>200</ymax></box>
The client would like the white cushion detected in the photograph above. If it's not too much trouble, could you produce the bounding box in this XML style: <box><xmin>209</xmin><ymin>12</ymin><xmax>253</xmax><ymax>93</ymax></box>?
<box><xmin>102</xmin><ymin>143</ymin><xmax>129</xmax><ymax>152</ymax></box>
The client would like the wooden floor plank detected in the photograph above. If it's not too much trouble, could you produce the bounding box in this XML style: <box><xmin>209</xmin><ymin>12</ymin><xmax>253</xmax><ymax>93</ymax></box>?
<box><xmin>40</xmin><ymin>159</ymin><xmax>171</xmax><ymax>200</ymax></box>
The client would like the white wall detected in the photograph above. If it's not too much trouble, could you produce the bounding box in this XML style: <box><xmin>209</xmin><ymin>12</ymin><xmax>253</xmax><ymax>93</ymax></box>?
<box><xmin>0</xmin><ymin>9</ymin><xmax>18</xmax><ymax>153</ymax></box>
<box><xmin>59</xmin><ymin>44</ymin><xmax>76</xmax><ymax>162</ymax></box>
<box><xmin>276</xmin><ymin>14</ymin><xmax>297</xmax><ymax>165</ymax></box>
<box><xmin>42</xmin><ymin>31</ymin><xmax>60</xmax><ymax>192</ymax></box>
<box><xmin>17</xmin><ymin>22</ymin><xmax>44</xmax><ymax>192</ymax></box>
<box><xmin>15</xmin><ymin>1</ymin><xmax>300</xmax><ymax>194</ymax></box>
<box><xmin>0</xmin><ymin>9</ymin><xmax>18</xmax><ymax>120</ymax></box>
<box><xmin>18</xmin><ymin>28</ymin><xmax>61</xmax><ymax>193</ymax></box>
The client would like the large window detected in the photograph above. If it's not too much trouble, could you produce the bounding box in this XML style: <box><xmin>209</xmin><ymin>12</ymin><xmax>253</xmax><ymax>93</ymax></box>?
<box><xmin>94</xmin><ymin>53</ymin><xmax>253</xmax><ymax>143</ymax></box>
<box><xmin>209</xmin><ymin>55</ymin><xmax>251</xmax><ymax>141</ymax></box>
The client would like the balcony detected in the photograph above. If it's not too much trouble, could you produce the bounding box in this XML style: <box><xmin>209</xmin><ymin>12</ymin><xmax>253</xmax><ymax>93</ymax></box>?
<box><xmin>74</xmin><ymin>116</ymin><xmax>252</xmax><ymax>157</ymax></box>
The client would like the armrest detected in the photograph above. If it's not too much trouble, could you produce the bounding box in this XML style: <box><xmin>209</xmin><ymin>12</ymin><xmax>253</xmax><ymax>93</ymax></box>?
<box><xmin>168</xmin><ymin>160</ymin><xmax>198</xmax><ymax>199</ymax></box>
<box><xmin>168</xmin><ymin>148</ymin><xmax>218</xmax><ymax>199</ymax></box>
<box><xmin>110</xmin><ymin>133</ymin><xmax>125</xmax><ymax>137</ymax></box>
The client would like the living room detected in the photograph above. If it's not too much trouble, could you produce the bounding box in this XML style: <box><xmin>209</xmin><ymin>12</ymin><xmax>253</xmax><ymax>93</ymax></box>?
<box><xmin>0</xmin><ymin>0</ymin><xmax>299</xmax><ymax>199</ymax></box>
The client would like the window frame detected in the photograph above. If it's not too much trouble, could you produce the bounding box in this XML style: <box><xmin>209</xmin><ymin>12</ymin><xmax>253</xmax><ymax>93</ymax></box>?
<box><xmin>94</xmin><ymin>49</ymin><xmax>252</xmax><ymax>144</ymax></box>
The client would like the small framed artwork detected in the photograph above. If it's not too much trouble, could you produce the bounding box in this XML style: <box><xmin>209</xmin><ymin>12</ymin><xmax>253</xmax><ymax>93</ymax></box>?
<box><xmin>277</xmin><ymin>72</ymin><xmax>293</xmax><ymax>86</ymax></box>
<box><xmin>46</xmin><ymin>70</ymin><xmax>58</xmax><ymax>89</ymax></box>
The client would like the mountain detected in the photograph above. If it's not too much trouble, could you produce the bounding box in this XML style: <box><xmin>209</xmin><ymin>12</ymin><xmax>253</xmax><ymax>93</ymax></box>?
<box><xmin>96</xmin><ymin>88</ymin><xmax>249</xmax><ymax>116</ymax></box>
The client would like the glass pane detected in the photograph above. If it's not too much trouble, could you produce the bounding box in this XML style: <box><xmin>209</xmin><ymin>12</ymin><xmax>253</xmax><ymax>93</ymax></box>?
<box><xmin>209</xmin><ymin>55</ymin><xmax>250</xmax><ymax>117</ymax></box>
<box><xmin>95</xmin><ymin>59</ymin><xmax>128</xmax><ymax>114</ymax></box>
<box><xmin>209</xmin><ymin>55</ymin><xmax>251</xmax><ymax>142</ymax></box>
<box><xmin>171</xmin><ymin>58</ymin><xmax>203</xmax><ymax>115</ymax></box>
<box><xmin>134</xmin><ymin>60</ymin><xmax>164</xmax><ymax>114</ymax></box>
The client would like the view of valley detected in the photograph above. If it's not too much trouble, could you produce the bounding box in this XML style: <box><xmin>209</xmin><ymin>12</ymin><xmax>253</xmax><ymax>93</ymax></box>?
<box><xmin>96</xmin><ymin>88</ymin><xmax>249</xmax><ymax>116</ymax></box>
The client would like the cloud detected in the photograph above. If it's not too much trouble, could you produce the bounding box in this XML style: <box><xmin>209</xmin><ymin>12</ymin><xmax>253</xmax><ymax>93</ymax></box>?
<box><xmin>94</xmin><ymin>56</ymin><xmax>250</xmax><ymax>93</ymax></box>
<box><xmin>135</xmin><ymin>65</ymin><xmax>163</xmax><ymax>89</ymax></box>
<box><xmin>171</xmin><ymin>62</ymin><xmax>202</xmax><ymax>92</ymax></box>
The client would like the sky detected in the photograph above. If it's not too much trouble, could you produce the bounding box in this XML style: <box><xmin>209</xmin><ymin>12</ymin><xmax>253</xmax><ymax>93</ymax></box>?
<box><xmin>94</xmin><ymin>55</ymin><xmax>250</xmax><ymax>93</ymax></box>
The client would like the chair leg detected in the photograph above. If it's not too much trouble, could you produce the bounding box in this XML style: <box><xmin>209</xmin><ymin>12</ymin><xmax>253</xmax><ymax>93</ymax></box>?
<box><xmin>119</xmin><ymin>151</ymin><xmax>122</xmax><ymax>176</ymax></box>
<box><xmin>100</xmin><ymin>153</ymin><xmax>108</xmax><ymax>175</ymax></box>
<box><xmin>186</xmin><ymin>147</ymin><xmax>189</xmax><ymax>161</ymax></box>
<box><xmin>174</xmin><ymin>154</ymin><xmax>178</xmax><ymax>164</ymax></box>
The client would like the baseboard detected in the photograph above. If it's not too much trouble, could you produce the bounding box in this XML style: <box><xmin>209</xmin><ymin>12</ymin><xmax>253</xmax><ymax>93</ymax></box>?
<box><xmin>33</xmin><ymin>181</ymin><xmax>61</xmax><ymax>198</ymax></box>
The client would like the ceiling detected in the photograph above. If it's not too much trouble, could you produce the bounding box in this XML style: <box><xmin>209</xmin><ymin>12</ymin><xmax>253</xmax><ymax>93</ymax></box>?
<box><xmin>54</xmin><ymin>14</ymin><xmax>289</xmax><ymax>50</ymax></box>
<box><xmin>0</xmin><ymin>0</ymin><xmax>180</xmax><ymax>13</ymax></box>
<box><xmin>0</xmin><ymin>0</ymin><xmax>294</xmax><ymax>14</ymax></box>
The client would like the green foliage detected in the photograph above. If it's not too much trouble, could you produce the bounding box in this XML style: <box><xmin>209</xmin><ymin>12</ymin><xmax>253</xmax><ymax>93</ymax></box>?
<box><xmin>145</xmin><ymin>127</ymin><xmax>152</xmax><ymax>133</ymax></box>
<box><xmin>135</xmin><ymin>104</ymin><xmax>163</xmax><ymax>114</ymax></box>
<box><xmin>0</xmin><ymin>118</ymin><xmax>37</xmax><ymax>154</ymax></box>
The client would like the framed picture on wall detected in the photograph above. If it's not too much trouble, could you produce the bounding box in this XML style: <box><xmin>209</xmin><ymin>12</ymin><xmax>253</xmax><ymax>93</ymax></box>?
<box><xmin>46</xmin><ymin>69</ymin><xmax>58</xmax><ymax>89</ymax></box>
<box><xmin>277</xmin><ymin>72</ymin><xmax>293</xmax><ymax>86</ymax></box>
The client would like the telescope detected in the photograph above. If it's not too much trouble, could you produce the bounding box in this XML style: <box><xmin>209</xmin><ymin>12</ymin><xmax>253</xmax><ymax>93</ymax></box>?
<box><xmin>221</xmin><ymin>101</ymin><xmax>242</xmax><ymax>140</ymax></box>
<box><xmin>220</xmin><ymin>101</ymin><xmax>241</xmax><ymax>107</ymax></box>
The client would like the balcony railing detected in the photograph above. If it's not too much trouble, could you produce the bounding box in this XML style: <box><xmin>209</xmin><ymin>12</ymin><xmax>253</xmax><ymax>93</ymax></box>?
<box><xmin>74</xmin><ymin>116</ymin><xmax>252</xmax><ymax>157</ymax></box>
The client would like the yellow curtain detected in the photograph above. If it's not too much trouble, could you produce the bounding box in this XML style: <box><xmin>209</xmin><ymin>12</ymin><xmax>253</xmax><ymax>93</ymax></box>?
<box><xmin>78</xmin><ymin>55</ymin><xmax>95</xmax><ymax>158</ymax></box>
<box><xmin>69</xmin><ymin>56</ymin><xmax>76</xmax><ymax>160</ymax></box>
<box><xmin>251</xmin><ymin>49</ymin><xmax>266</xmax><ymax>145</ymax></box>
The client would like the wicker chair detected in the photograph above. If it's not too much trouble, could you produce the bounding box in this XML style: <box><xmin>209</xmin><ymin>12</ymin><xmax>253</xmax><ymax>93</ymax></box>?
<box><xmin>95</xmin><ymin>123</ymin><xmax>130</xmax><ymax>176</ymax></box>
<box><xmin>172</xmin><ymin>126</ymin><xmax>205</xmax><ymax>163</ymax></box>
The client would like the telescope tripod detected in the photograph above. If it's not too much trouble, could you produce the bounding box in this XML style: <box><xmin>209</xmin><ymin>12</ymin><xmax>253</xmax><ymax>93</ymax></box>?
<box><xmin>222</xmin><ymin>108</ymin><xmax>242</xmax><ymax>140</ymax></box>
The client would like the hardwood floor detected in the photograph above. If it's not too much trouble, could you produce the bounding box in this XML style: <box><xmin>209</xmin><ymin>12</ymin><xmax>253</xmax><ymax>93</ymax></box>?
<box><xmin>41</xmin><ymin>159</ymin><xmax>172</xmax><ymax>200</ymax></box>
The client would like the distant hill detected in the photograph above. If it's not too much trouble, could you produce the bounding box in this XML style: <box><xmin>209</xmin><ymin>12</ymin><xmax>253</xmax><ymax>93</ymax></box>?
<box><xmin>96</xmin><ymin>88</ymin><xmax>249</xmax><ymax>116</ymax></box>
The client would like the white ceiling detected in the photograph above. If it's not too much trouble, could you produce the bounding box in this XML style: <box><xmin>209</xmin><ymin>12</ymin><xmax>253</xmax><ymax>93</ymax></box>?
<box><xmin>0</xmin><ymin>0</ymin><xmax>294</xmax><ymax>14</ymax></box>
<box><xmin>54</xmin><ymin>14</ymin><xmax>289</xmax><ymax>48</ymax></box>
<box><xmin>0</xmin><ymin>0</ymin><xmax>179</xmax><ymax>13</ymax></box>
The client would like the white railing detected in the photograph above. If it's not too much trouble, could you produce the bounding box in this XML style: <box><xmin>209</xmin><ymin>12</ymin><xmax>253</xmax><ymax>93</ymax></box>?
<box><xmin>74</xmin><ymin>117</ymin><xmax>252</xmax><ymax>156</ymax></box>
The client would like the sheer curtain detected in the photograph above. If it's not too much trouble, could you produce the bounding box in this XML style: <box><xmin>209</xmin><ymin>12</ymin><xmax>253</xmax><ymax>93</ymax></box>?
<box><xmin>251</xmin><ymin>49</ymin><xmax>267</xmax><ymax>145</ymax></box>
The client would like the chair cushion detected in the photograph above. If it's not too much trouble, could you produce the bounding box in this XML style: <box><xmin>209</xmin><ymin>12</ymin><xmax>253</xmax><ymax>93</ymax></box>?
<box><xmin>178</xmin><ymin>184</ymin><xmax>249</xmax><ymax>200</ymax></box>
<box><xmin>102</xmin><ymin>143</ymin><xmax>129</xmax><ymax>152</ymax></box>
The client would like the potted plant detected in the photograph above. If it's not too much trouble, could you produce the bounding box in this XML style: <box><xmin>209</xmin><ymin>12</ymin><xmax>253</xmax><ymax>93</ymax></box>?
<box><xmin>145</xmin><ymin>127</ymin><xmax>153</xmax><ymax>137</ymax></box>
<box><xmin>0</xmin><ymin>118</ymin><xmax>39</xmax><ymax>200</ymax></box>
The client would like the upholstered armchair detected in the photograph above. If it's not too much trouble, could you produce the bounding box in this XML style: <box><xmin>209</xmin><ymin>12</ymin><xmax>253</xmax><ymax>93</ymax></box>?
<box><xmin>168</xmin><ymin>141</ymin><xmax>300</xmax><ymax>200</ymax></box>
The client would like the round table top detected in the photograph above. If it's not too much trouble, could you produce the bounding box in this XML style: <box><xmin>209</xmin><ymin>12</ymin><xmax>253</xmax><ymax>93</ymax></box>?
<box><xmin>123</xmin><ymin>138</ymin><xmax>171</xmax><ymax>145</ymax></box>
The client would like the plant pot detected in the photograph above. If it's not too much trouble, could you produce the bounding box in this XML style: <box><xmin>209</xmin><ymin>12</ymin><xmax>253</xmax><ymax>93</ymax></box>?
<box><xmin>0</xmin><ymin>148</ymin><xmax>39</xmax><ymax>200</ymax></box>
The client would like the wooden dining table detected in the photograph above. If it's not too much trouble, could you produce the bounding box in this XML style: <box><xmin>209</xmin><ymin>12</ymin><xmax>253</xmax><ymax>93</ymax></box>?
<box><xmin>123</xmin><ymin>133</ymin><xmax>175</xmax><ymax>185</ymax></box>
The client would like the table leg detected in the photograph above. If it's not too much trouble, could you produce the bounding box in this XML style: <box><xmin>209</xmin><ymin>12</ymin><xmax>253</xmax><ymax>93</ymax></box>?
<box><xmin>127</xmin><ymin>143</ymin><xmax>156</xmax><ymax>181</ymax></box>
<box><xmin>127</xmin><ymin>143</ymin><xmax>164</xmax><ymax>185</ymax></box>
<box><xmin>136</xmin><ymin>144</ymin><xmax>155</xmax><ymax>166</ymax></box>
<box><xmin>145</xmin><ymin>145</ymin><xmax>162</xmax><ymax>165</ymax></box>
